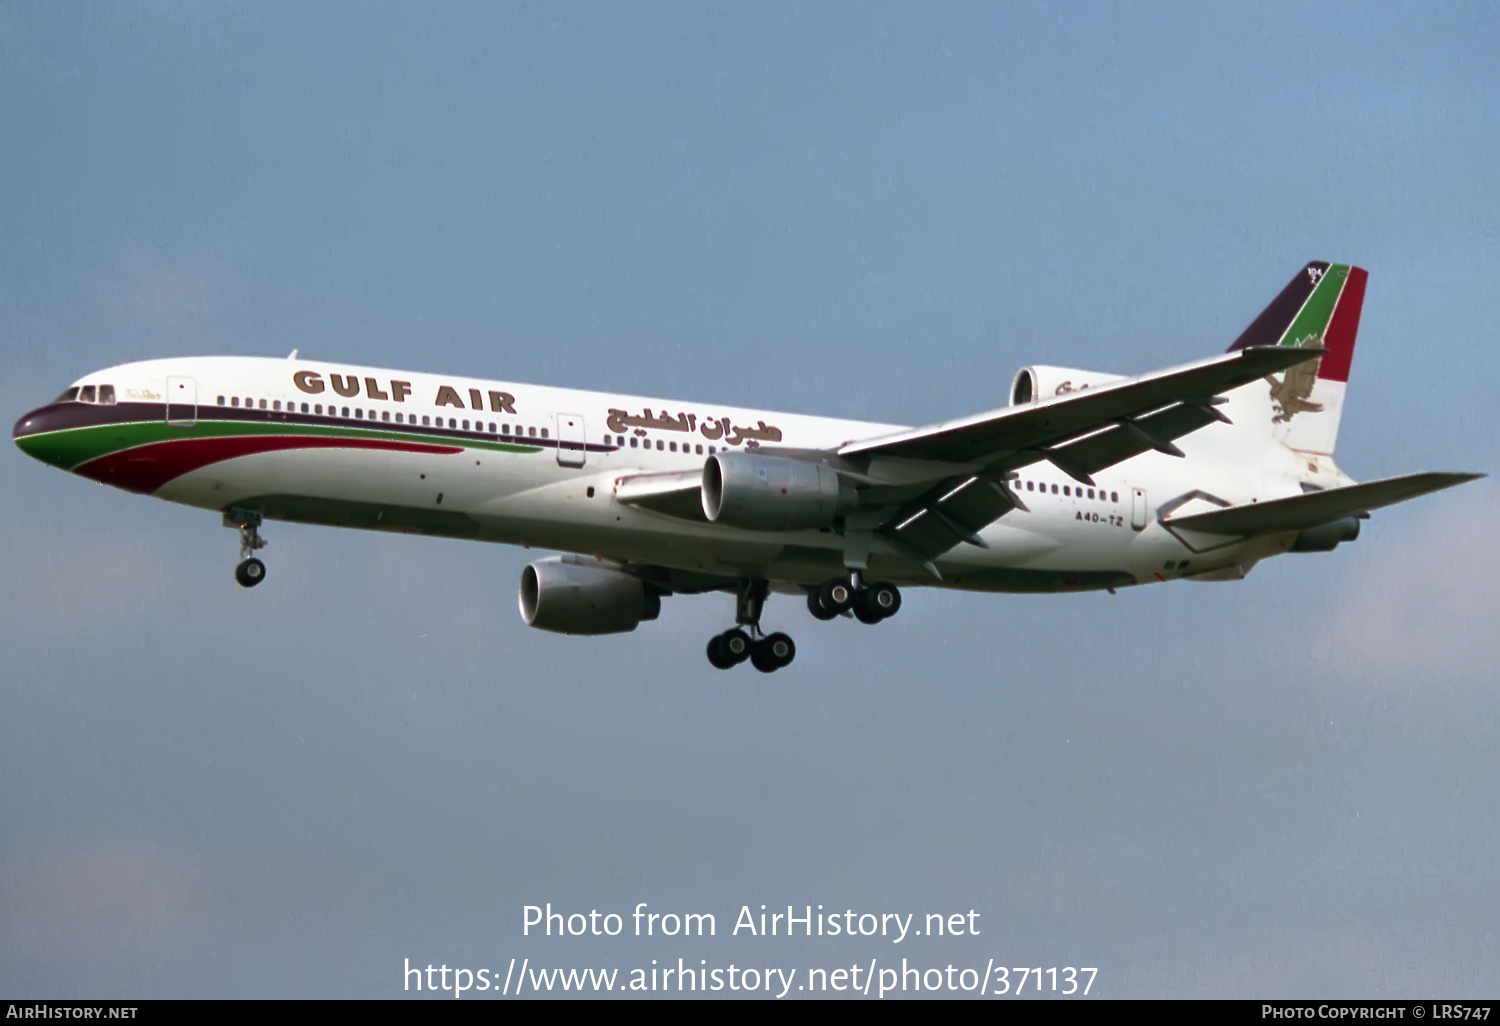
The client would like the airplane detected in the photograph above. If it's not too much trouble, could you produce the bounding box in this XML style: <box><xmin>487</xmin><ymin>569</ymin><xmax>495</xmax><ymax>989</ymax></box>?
<box><xmin>13</xmin><ymin>261</ymin><xmax>1481</xmax><ymax>673</ymax></box>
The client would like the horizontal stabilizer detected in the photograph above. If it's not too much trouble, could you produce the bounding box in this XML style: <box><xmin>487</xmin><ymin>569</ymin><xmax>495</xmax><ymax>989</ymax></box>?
<box><xmin>1164</xmin><ymin>472</ymin><xmax>1484</xmax><ymax>536</ymax></box>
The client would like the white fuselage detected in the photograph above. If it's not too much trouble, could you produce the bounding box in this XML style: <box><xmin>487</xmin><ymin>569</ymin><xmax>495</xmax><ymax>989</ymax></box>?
<box><xmin>55</xmin><ymin>355</ymin><xmax>1336</xmax><ymax>592</ymax></box>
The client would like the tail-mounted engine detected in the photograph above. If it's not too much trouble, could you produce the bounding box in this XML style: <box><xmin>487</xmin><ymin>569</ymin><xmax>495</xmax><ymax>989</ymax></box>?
<box><xmin>1010</xmin><ymin>365</ymin><xmax>1127</xmax><ymax>405</ymax></box>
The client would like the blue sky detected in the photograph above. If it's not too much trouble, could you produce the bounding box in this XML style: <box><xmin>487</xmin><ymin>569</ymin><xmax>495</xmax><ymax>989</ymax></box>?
<box><xmin>2</xmin><ymin>1</ymin><xmax>1497</xmax><ymax>997</ymax></box>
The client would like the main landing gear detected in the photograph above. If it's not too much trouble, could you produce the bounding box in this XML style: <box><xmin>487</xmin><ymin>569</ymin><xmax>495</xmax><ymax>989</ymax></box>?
<box><xmin>225</xmin><ymin>509</ymin><xmax>267</xmax><ymax>588</ymax></box>
<box><xmin>806</xmin><ymin>575</ymin><xmax>901</xmax><ymax>624</ymax></box>
<box><xmin>707</xmin><ymin>578</ymin><xmax>796</xmax><ymax>673</ymax></box>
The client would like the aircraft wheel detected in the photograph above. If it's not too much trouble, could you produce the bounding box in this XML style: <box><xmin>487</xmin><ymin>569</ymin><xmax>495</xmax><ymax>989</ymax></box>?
<box><xmin>807</xmin><ymin>590</ymin><xmax>837</xmax><ymax>621</ymax></box>
<box><xmin>817</xmin><ymin>578</ymin><xmax>855</xmax><ymax>615</ymax></box>
<box><xmin>235</xmin><ymin>557</ymin><xmax>266</xmax><ymax>588</ymax></box>
<box><xmin>719</xmin><ymin>628</ymin><xmax>753</xmax><ymax>665</ymax></box>
<box><xmin>751</xmin><ymin>632</ymin><xmax>795</xmax><ymax>673</ymax></box>
<box><xmin>853</xmin><ymin>582</ymin><xmax>900</xmax><ymax>623</ymax></box>
<box><xmin>707</xmin><ymin>635</ymin><xmax>735</xmax><ymax>670</ymax></box>
<box><xmin>867</xmin><ymin>581</ymin><xmax>901</xmax><ymax>619</ymax></box>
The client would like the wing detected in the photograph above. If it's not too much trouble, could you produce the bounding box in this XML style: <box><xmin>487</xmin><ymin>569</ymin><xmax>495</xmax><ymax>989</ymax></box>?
<box><xmin>1162</xmin><ymin>472</ymin><xmax>1484</xmax><ymax>537</ymax></box>
<box><xmin>842</xmin><ymin>346</ymin><xmax>1324</xmax><ymax>567</ymax></box>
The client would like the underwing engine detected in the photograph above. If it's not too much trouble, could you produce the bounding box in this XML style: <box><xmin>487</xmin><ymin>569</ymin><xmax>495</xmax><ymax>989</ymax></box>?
<box><xmin>518</xmin><ymin>556</ymin><xmax>662</xmax><ymax>635</ymax></box>
<box><xmin>701</xmin><ymin>452</ymin><xmax>856</xmax><ymax>531</ymax></box>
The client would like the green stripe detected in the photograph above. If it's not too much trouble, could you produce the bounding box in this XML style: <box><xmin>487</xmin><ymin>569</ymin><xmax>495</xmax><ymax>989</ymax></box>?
<box><xmin>17</xmin><ymin>416</ymin><xmax>545</xmax><ymax>471</ymax></box>
<box><xmin>1278</xmin><ymin>263</ymin><xmax>1350</xmax><ymax>346</ymax></box>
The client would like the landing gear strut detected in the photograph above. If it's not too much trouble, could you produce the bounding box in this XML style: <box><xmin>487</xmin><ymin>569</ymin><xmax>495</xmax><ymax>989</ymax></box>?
<box><xmin>707</xmin><ymin>578</ymin><xmax>796</xmax><ymax>673</ymax></box>
<box><xmin>807</xmin><ymin>575</ymin><xmax>901</xmax><ymax>624</ymax></box>
<box><xmin>225</xmin><ymin>509</ymin><xmax>267</xmax><ymax>588</ymax></box>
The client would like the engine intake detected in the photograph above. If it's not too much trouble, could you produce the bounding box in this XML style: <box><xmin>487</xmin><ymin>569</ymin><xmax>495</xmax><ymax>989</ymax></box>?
<box><xmin>701</xmin><ymin>452</ymin><xmax>856</xmax><ymax>532</ymax></box>
<box><xmin>1011</xmin><ymin>365</ymin><xmax>1127</xmax><ymax>406</ymax></box>
<box><xmin>518</xmin><ymin>556</ymin><xmax>661</xmax><ymax>635</ymax></box>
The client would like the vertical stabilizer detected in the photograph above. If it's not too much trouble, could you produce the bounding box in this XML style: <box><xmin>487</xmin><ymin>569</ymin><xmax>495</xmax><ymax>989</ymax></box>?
<box><xmin>1227</xmin><ymin>261</ymin><xmax>1367</xmax><ymax>456</ymax></box>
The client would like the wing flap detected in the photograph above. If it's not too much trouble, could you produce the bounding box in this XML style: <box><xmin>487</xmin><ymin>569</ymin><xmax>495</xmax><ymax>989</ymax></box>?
<box><xmin>1164</xmin><ymin>472</ymin><xmax>1484</xmax><ymax>536</ymax></box>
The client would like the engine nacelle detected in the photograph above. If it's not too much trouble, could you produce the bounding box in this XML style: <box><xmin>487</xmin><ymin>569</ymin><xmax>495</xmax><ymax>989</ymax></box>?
<box><xmin>1290</xmin><ymin>516</ymin><xmax>1361</xmax><ymax>553</ymax></box>
<box><xmin>518</xmin><ymin>556</ymin><xmax>661</xmax><ymax>635</ymax></box>
<box><xmin>701</xmin><ymin>452</ymin><xmax>856</xmax><ymax>531</ymax></box>
<box><xmin>1010</xmin><ymin>365</ymin><xmax>1127</xmax><ymax>405</ymax></box>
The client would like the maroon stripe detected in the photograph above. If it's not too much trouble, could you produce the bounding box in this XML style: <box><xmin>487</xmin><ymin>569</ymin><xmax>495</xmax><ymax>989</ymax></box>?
<box><xmin>74</xmin><ymin>435</ymin><xmax>463</xmax><ymax>494</ymax></box>
<box><xmin>1317</xmin><ymin>266</ymin><xmax>1366</xmax><ymax>383</ymax></box>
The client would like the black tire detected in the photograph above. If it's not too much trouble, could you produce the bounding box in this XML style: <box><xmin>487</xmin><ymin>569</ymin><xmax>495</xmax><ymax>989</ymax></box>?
<box><xmin>868</xmin><ymin>581</ymin><xmax>901</xmax><ymax>618</ymax></box>
<box><xmin>807</xmin><ymin>590</ymin><xmax>837</xmax><ymax>621</ymax></box>
<box><xmin>235</xmin><ymin>558</ymin><xmax>266</xmax><ymax>588</ymax></box>
<box><xmin>706</xmin><ymin>635</ymin><xmax>735</xmax><ymax>670</ymax></box>
<box><xmin>852</xmin><ymin>596</ymin><xmax>884</xmax><ymax>624</ymax></box>
<box><xmin>817</xmin><ymin>578</ymin><xmax>855</xmax><ymax>615</ymax></box>
<box><xmin>720</xmin><ymin>628</ymin><xmax>753</xmax><ymax>665</ymax></box>
<box><xmin>764</xmin><ymin>632</ymin><xmax>795</xmax><ymax>668</ymax></box>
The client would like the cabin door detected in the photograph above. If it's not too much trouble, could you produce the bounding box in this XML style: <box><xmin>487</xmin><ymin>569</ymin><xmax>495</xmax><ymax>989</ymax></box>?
<box><xmin>166</xmin><ymin>376</ymin><xmax>197</xmax><ymax>427</ymax></box>
<box><xmin>556</xmin><ymin>413</ymin><xmax>586</xmax><ymax>468</ymax></box>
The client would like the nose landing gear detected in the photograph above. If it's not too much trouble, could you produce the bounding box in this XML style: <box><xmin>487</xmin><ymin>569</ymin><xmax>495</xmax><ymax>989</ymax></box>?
<box><xmin>707</xmin><ymin>579</ymin><xmax>797</xmax><ymax>673</ymax></box>
<box><xmin>225</xmin><ymin>509</ymin><xmax>268</xmax><ymax>588</ymax></box>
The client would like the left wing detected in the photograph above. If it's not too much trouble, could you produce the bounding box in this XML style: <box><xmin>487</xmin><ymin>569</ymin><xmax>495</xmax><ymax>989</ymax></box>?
<box><xmin>840</xmin><ymin>346</ymin><xmax>1322</xmax><ymax>566</ymax></box>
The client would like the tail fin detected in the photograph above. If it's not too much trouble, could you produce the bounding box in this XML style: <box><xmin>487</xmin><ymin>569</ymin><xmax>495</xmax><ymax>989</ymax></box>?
<box><xmin>1227</xmin><ymin>261</ymin><xmax>1367</xmax><ymax>456</ymax></box>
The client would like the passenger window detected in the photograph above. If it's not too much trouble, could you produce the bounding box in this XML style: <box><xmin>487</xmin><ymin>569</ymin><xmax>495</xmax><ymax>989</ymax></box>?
<box><xmin>218</xmin><ymin>396</ymin><xmax>226</xmax><ymax>406</ymax></box>
<box><xmin>1111</xmin><ymin>491</ymin><xmax>1119</xmax><ymax>502</ymax></box>
<box><xmin>314</xmin><ymin>404</ymin><xmax>323</xmax><ymax>414</ymax></box>
<box><xmin>355</xmin><ymin>409</ymin><xmax>363</xmax><ymax>419</ymax></box>
<box><xmin>273</xmin><ymin>400</ymin><xmax>281</xmax><ymax>411</ymax></box>
<box><xmin>99</xmin><ymin>385</ymin><xmax>116</xmax><ymax>404</ymax></box>
<box><xmin>449</xmin><ymin>418</ymin><xmax>456</xmax><ymax>429</ymax></box>
<box><xmin>301</xmin><ymin>403</ymin><xmax>309</xmax><ymax>413</ymax></box>
<box><xmin>1026</xmin><ymin>481</ymin><xmax>1034</xmax><ymax>491</ymax></box>
<box><xmin>501</xmin><ymin>424</ymin><xmax>510</xmax><ymax>435</ymax></box>
<box><xmin>669</xmin><ymin>442</ymin><xmax>677</xmax><ymax>452</ymax></box>
<box><xmin>489</xmin><ymin>422</ymin><xmax>496</xmax><ymax>433</ymax></box>
<box><xmin>708</xmin><ymin>446</ymin><xmax>716</xmax><ymax>454</ymax></box>
<box><xmin>231</xmin><ymin>396</ymin><xmax>240</xmax><ymax>407</ymax></box>
<box><xmin>1051</xmin><ymin>484</ymin><xmax>1058</xmax><ymax>494</ymax></box>
<box><xmin>259</xmin><ymin>399</ymin><xmax>267</xmax><ymax>410</ymax></box>
<box><xmin>696</xmin><ymin>444</ymin><xmax>703</xmax><ymax>455</ymax></box>
<box><xmin>630</xmin><ymin>437</ymin><xmax>638</xmax><ymax>448</ymax></box>
<box><xmin>462</xmin><ymin>420</ymin><xmax>469</xmax><ymax>430</ymax></box>
<box><xmin>540</xmin><ymin>428</ymin><xmax>548</xmax><ymax>439</ymax></box>
<box><xmin>382</xmin><ymin>411</ymin><xmax>390</xmax><ymax>422</ymax></box>
<box><xmin>1063</xmin><ymin>486</ymin><xmax>1070</xmax><ymax>496</ymax></box>
<box><xmin>422</xmin><ymin>416</ymin><xmax>430</xmax><ymax>426</ymax></box>
<box><xmin>528</xmin><ymin>427</ymin><xmax>536</xmax><ymax>438</ymax></box>
<box><xmin>656</xmin><ymin>440</ymin><xmax>664</xmax><ymax>451</ymax></box>
<box><xmin>342</xmin><ymin>407</ymin><xmax>349</xmax><ymax>417</ymax></box>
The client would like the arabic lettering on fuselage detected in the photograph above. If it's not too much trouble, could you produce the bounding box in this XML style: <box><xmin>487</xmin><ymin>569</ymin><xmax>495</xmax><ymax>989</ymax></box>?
<box><xmin>606</xmin><ymin>408</ymin><xmax>784</xmax><ymax>446</ymax></box>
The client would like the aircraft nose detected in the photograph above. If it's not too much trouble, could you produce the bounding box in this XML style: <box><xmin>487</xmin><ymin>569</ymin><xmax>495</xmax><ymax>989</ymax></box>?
<box><xmin>13</xmin><ymin>408</ymin><xmax>42</xmax><ymax>442</ymax></box>
<box><xmin>13</xmin><ymin>404</ymin><xmax>77</xmax><ymax>469</ymax></box>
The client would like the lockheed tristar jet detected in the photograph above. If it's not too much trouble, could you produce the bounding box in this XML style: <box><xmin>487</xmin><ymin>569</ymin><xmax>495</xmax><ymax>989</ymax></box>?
<box><xmin>14</xmin><ymin>262</ymin><xmax>1480</xmax><ymax>672</ymax></box>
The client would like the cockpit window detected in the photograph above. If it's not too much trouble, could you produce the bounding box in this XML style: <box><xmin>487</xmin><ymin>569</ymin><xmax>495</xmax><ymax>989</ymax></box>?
<box><xmin>98</xmin><ymin>384</ymin><xmax>116</xmax><ymax>404</ymax></box>
<box><xmin>55</xmin><ymin>387</ymin><xmax>81</xmax><ymax>403</ymax></box>
<box><xmin>78</xmin><ymin>385</ymin><xmax>96</xmax><ymax>403</ymax></box>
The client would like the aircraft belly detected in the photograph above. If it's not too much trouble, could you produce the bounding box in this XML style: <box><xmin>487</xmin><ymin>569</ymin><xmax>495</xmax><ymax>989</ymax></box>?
<box><xmin>155</xmin><ymin>446</ymin><xmax>536</xmax><ymax>514</ymax></box>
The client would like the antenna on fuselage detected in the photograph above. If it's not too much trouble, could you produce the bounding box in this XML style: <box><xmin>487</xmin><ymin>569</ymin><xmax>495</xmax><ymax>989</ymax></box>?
<box><xmin>287</xmin><ymin>349</ymin><xmax>299</xmax><ymax>360</ymax></box>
